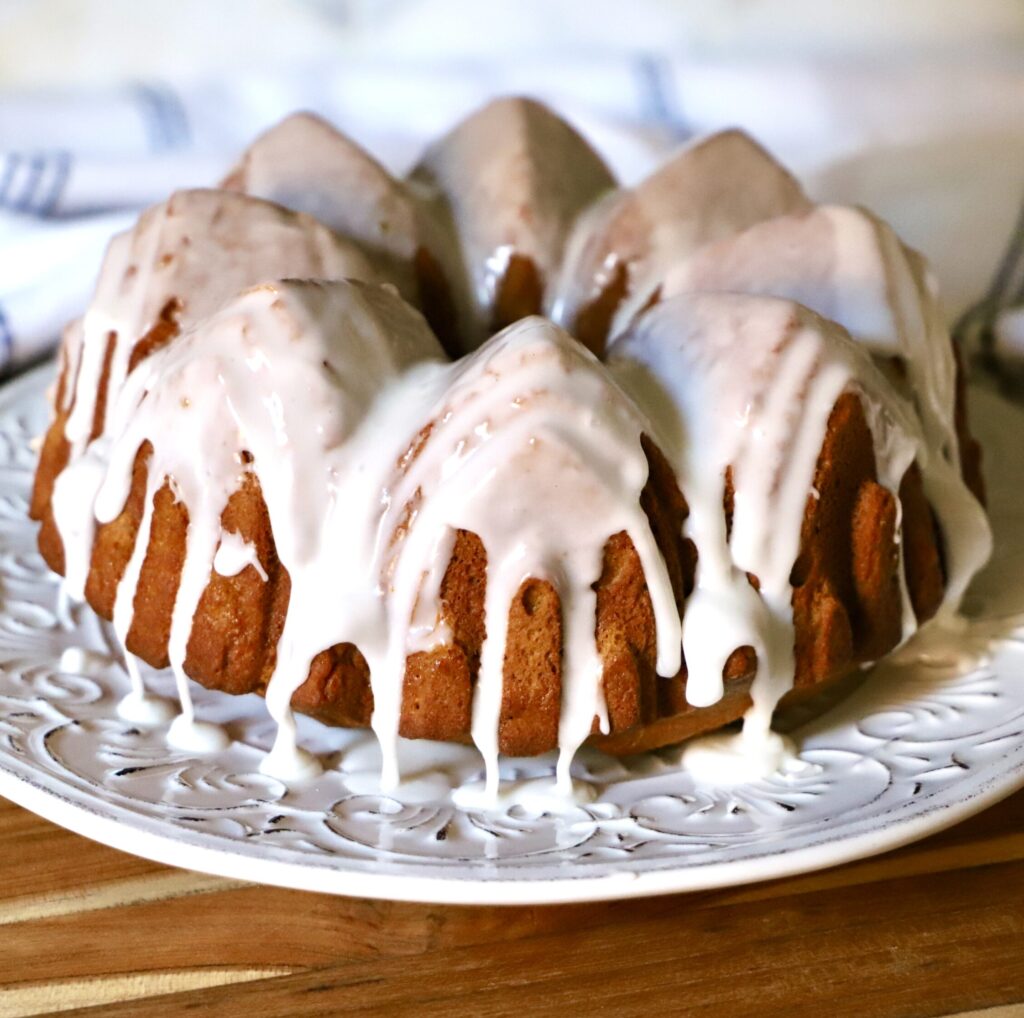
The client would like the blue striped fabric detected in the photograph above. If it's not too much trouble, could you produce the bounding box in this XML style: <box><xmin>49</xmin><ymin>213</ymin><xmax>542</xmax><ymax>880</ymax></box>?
<box><xmin>634</xmin><ymin>55</ymin><xmax>691</xmax><ymax>144</ymax></box>
<box><xmin>0</xmin><ymin>150</ymin><xmax>73</xmax><ymax>216</ymax></box>
<box><xmin>132</xmin><ymin>82</ymin><xmax>191</xmax><ymax>152</ymax></box>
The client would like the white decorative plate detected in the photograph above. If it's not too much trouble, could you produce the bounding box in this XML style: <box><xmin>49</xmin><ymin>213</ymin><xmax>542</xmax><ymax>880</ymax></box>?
<box><xmin>1</xmin><ymin>365</ymin><xmax>1023</xmax><ymax>904</ymax></box>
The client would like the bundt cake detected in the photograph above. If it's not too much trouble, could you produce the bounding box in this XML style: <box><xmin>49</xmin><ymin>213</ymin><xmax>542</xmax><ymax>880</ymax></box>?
<box><xmin>30</xmin><ymin>97</ymin><xmax>992</xmax><ymax>797</ymax></box>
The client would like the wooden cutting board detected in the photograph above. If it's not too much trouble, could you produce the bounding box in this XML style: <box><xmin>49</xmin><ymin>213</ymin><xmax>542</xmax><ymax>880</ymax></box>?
<box><xmin>0</xmin><ymin>790</ymin><xmax>1022</xmax><ymax>1017</ymax></box>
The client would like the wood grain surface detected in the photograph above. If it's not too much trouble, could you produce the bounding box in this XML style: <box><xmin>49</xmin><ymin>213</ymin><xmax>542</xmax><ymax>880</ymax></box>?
<box><xmin>0</xmin><ymin>790</ymin><xmax>1021</xmax><ymax>1017</ymax></box>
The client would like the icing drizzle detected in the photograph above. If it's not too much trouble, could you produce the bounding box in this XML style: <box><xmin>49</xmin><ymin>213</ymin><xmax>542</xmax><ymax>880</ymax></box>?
<box><xmin>56</xmin><ymin>279</ymin><xmax>678</xmax><ymax>796</ymax></box>
<box><xmin>42</xmin><ymin>107</ymin><xmax>993</xmax><ymax>797</ymax></box>
<box><xmin>657</xmin><ymin>204</ymin><xmax>992</xmax><ymax>614</ymax></box>
<box><xmin>610</xmin><ymin>294</ymin><xmax>925</xmax><ymax>756</ymax></box>
<box><xmin>375</xmin><ymin>318</ymin><xmax>680</xmax><ymax>794</ymax></box>
<box><xmin>52</xmin><ymin>188</ymin><xmax>378</xmax><ymax>602</ymax></box>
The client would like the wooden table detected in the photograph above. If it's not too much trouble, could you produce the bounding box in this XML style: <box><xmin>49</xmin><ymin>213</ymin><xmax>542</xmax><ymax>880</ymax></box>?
<box><xmin>0</xmin><ymin>790</ymin><xmax>1022</xmax><ymax>1017</ymax></box>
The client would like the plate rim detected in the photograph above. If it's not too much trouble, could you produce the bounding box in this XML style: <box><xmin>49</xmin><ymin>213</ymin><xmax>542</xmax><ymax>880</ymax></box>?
<box><xmin>1</xmin><ymin>748</ymin><xmax>1021</xmax><ymax>905</ymax></box>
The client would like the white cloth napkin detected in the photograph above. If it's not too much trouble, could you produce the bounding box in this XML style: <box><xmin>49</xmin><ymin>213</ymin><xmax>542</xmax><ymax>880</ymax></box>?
<box><xmin>1</xmin><ymin>55</ymin><xmax>1022</xmax><ymax>374</ymax></box>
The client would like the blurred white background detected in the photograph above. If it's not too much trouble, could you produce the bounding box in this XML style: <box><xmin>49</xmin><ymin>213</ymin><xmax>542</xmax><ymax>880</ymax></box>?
<box><xmin>0</xmin><ymin>0</ymin><xmax>1022</xmax><ymax>369</ymax></box>
<box><xmin>1</xmin><ymin>0</ymin><xmax>1022</xmax><ymax>86</ymax></box>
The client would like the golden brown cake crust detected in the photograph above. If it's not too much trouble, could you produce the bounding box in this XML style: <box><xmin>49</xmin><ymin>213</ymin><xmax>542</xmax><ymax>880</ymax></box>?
<box><xmin>31</xmin><ymin>342</ymin><xmax>955</xmax><ymax>756</ymax></box>
<box><xmin>29</xmin><ymin>242</ymin><xmax>970</xmax><ymax>759</ymax></box>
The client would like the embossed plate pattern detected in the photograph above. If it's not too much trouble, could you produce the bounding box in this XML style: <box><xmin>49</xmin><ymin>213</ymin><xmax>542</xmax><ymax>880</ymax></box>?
<box><xmin>1</xmin><ymin>366</ymin><xmax>1023</xmax><ymax>904</ymax></box>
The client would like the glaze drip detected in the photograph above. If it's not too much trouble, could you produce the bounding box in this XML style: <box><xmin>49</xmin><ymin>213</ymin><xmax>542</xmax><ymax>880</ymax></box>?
<box><xmin>56</xmin><ymin>280</ymin><xmax>680</xmax><ymax>796</ymax></box>
<box><xmin>610</xmin><ymin>293</ymin><xmax>928</xmax><ymax>755</ymax></box>
<box><xmin>550</xmin><ymin>129</ymin><xmax>812</xmax><ymax>344</ymax></box>
<box><xmin>52</xmin><ymin>187</ymin><xmax>378</xmax><ymax>603</ymax></box>
<box><xmin>223</xmin><ymin>112</ymin><xmax>426</xmax><ymax>306</ymax></box>
<box><xmin>657</xmin><ymin>204</ymin><xmax>992</xmax><ymax>615</ymax></box>
<box><xmin>377</xmin><ymin>318</ymin><xmax>680</xmax><ymax>794</ymax></box>
<box><xmin>37</xmin><ymin>104</ymin><xmax>994</xmax><ymax>796</ymax></box>
<box><xmin>411</xmin><ymin>97</ymin><xmax>616</xmax><ymax>347</ymax></box>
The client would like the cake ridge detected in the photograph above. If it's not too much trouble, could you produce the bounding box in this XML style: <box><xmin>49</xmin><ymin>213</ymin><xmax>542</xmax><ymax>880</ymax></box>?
<box><xmin>609</xmin><ymin>292</ymin><xmax>936</xmax><ymax>755</ymax></box>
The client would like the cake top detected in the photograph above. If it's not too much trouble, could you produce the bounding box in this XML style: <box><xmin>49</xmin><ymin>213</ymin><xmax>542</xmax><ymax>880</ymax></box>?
<box><xmin>611</xmin><ymin>294</ymin><xmax>921</xmax><ymax>712</ymax></box>
<box><xmin>551</xmin><ymin>129</ymin><xmax>814</xmax><ymax>353</ymax></box>
<box><xmin>61</xmin><ymin>278</ymin><xmax>683</xmax><ymax>791</ymax></box>
<box><xmin>91</xmin><ymin>188</ymin><xmax>374</xmax><ymax>344</ymax></box>
<box><xmin>411</xmin><ymin>97</ymin><xmax>617</xmax><ymax>344</ymax></box>
<box><xmin>61</xmin><ymin>188</ymin><xmax>378</xmax><ymax>459</ymax></box>
<box><xmin>224</xmin><ymin>113</ymin><xmax>428</xmax><ymax>302</ymax></box>
<box><xmin>661</xmin><ymin>204</ymin><xmax>925</xmax><ymax>355</ymax></box>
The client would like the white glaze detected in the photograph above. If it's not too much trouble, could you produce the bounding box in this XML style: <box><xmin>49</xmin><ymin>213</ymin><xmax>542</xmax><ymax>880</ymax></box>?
<box><xmin>213</xmin><ymin>530</ymin><xmax>268</xmax><ymax>583</ymax></box>
<box><xmin>337</xmin><ymin>734</ymin><xmax>598</xmax><ymax>810</ymax></box>
<box><xmin>338</xmin><ymin>733</ymin><xmax>490</xmax><ymax>804</ymax></box>
<box><xmin>53</xmin><ymin>277</ymin><xmax>682</xmax><ymax>800</ymax></box>
<box><xmin>51</xmin><ymin>189</ymin><xmax>378</xmax><ymax>600</ymax></box>
<box><xmin>678</xmin><ymin>730</ymin><xmax>806</xmax><ymax>786</ymax></box>
<box><xmin>99</xmin><ymin>280</ymin><xmax>445</xmax><ymax>773</ymax></box>
<box><xmin>57</xmin><ymin>318</ymin><xmax>84</xmax><ymax>416</ymax></box>
<box><xmin>609</xmin><ymin>293</ymin><xmax>927</xmax><ymax>758</ymax></box>
<box><xmin>58</xmin><ymin>189</ymin><xmax>378</xmax><ymax>464</ymax></box>
<box><xmin>657</xmin><ymin>203</ymin><xmax>992</xmax><ymax>617</ymax></box>
<box><xmin>226</xmin><ymin>112</ymin><xmax>424</xmax><ymax>304</ymax></box>
<box><xmin>376</xmin><ymin>317</ymin><xmax>680</xmax><ymax>798</ymax></box>
<box><xmin>550</xmin><ymin>129</ymin><xmax>812</xmax><ymax>340</ymax></box>
<box><xmin>117</xmin><ymin>690</ymin><xmax>177</xmax><ymax>726</ymax></box>
<box><xmin>58</xmin><ymin>645</ymin><xmax>112</xmax><ymax>677</ymax></box>
<box><xmin>259</xmin><ymin>712</ymin><xmax>323</xmax><ymax>783</ymax></box>
<box><xmin>11</xmin><ymin>365</ymin><xmax>1024</xmax><ymax>906</ymax></box>
<box><xmin>113</xmin><ymin>650</ymin><xmax>176</xmax><ymax>725</ymax></box>
<box><xmin>452</xmin><ymin>776</ymin><xmax>598</xmax><ymax>814</ymax></box>
<box><xmin>411</xmin><ymin>97</ymin><xmax>615</xmax><ymax>347</ymax></box>
<box><xmin>166</xmin><ymin>714</ymin><xmax>231</xmax><ymax>754</ymax></box>
<box><xmin>49</xmin><ymin>187</ymin><xmax>381</xmax><ymax>724</ymax></box>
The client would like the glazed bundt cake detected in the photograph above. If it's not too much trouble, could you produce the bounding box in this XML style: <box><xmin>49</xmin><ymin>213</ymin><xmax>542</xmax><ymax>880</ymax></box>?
<box><xmin>30</xmin><ymin>97</ymin><xmax>992</xmax><ymax>795</ymax></box>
